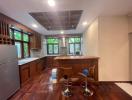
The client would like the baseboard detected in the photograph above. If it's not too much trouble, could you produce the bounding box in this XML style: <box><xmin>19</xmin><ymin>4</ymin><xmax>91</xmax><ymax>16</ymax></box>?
<box><xmin>99</xmin><ymin>81</ymin><xmax>132</xmax><ymax>83</ymax></box>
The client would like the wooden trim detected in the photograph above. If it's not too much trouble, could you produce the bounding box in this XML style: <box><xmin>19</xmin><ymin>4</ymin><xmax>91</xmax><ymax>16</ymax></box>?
<box><xmin>0</xmin><ymin>12</ymin><xmax>38</xmax><ymax>34</ymax></box>
<box><xmin>0</xmin><ymin>12</ymin><xmax>41</xmax><ymax>47</ymax></box>
<box><xmin>99</xmin><ymin>81</ymin><xmax>132</xmax><ymax>83</ymax></box>
<box><xmin>11</xmin><ymin>28</ymin><xmax>30</xmax><ymax>58</ymax></box>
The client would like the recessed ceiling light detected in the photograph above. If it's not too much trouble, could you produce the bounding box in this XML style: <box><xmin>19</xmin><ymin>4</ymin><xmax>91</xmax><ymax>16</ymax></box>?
<box><xmin>48</xmin><ymin>0</ymin><xmax>55</xmax><ymax>7</ymax></box>
<box><xmin>32</xmin><ymin>24</ymin><xmax>38</xmax><ymax>28</ymax></box>
<box><xmin>82</xmin><ymin>21</ymin><xmax>88</xmax><ymax>26</ymax></box>
<box><xmin>60</xmin><ymin>30</ymin><xmax>64</xmax><ymax>34</ymax></box>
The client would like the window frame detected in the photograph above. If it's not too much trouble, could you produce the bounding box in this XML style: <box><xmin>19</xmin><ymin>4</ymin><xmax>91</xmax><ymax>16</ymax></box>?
<box><xmin>68</xmin><ymin>37</ymin><xmax>81</xmax><ymax>55</ymax></box>
<box><xmin>10</xmin><ymin>28</ymin><xmax>30</xmax><ymax>59</ymax></box>
<box><xmin>47</xmin><ymin>38</ymin><xmax>59</xmax><ymax>55</ymax></box>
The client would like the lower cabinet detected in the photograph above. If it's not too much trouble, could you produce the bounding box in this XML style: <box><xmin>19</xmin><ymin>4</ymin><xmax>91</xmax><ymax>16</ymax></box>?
<box><xmin>19</xmin><ymin>64</ymin><xmax>30</xmax><ymax>86</ymax></box>
<box><xmin>30</xmin><ymin>61</ymin><xmax>37</xmax><ymax>79</ymax></box>
<box><xmin>46</xmin><ymin>56</ymin><xmax>57</xmax><ymax>68</ymax></box>
<box><xmin>37</xmin><ymin>59</ymin><xmax>44</xmax><ymax>74</ymax></box>
<box><xmin>19</xmin><ymin>57</ymin><xmax>46</xmax><ymax>86</ymax></box>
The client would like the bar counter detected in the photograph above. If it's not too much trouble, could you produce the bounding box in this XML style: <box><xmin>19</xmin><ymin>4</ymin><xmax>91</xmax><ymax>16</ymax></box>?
<box><xmin>54</xmin><ymin>56</ymin><xmax>99</xmax><ymax>82</ymax></box>
<box><xmin>55</xmin><ymin>56</ymin><xmax>99</xmax><ymax>60</ymax></box>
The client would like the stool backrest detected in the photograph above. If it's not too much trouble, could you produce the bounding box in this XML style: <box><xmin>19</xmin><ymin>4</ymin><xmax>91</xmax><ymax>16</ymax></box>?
<box><xmin>58</xmin><ymin>67</ymin><xmax>73</xmax><ymax>78</ymax></box>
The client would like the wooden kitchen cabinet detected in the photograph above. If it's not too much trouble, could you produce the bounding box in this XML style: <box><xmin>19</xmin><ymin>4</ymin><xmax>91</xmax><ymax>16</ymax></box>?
<box><xmin>46</xmin><ymin>56</ymin><xmax>53</xmax><ymax>68</ymax></box>
<box><xmin>19</xmin><ymin>57</ymin><xmax>46</xmax><ymax>86</ymax></box>
<box><xmin>45</xmin><ymin>56</ymin><xmax>57</xmax><ymax>68</ymax></box>
<box><xmin>36</xmin><ymin>58</ymin><xmax>46</xmax><ymax>74</ymax></box>
<box><xmin>30</xmin><ymin>61</ymin><xmax>37</xmax><ymax>79</ymax></box>
<box><xmin>37</xmin><ymin>60</ymin><xmax>43</xmax><ymax>74</ymax></box>
<box><xmin>19</xmin><ymin>64</ymin><xmax>30</xmax><ymax>86</ymax></box>
<box><xmin>30</xmin><ymin>33</ymin><xmax>41</xmax><ymax>49</ymax></box>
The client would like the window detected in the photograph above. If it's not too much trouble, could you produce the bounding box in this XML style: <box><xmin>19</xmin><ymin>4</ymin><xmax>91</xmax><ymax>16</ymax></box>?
<box><xmin>9</xmin><ymin>29</ymin><xmax>13</xmax><ymax>39</ymax></box>
<box><xmin>68</xmin><ymin>37</ymin><xmax>81</xmax><ymax>55</ymax></box>
<box><xmin>14</xmin><ymin>30</ymin><xmax>22</xmax><ymax>40</ymax></box>
<box><xmin>23</xmin><ymin>43</ymin><xmax>29</xmax><ymax>57</ymax></box>
<box><xmin>10</xmin><ymin>28</ymin><xmax>30</xmax><ymax>58</ymax></box>
<box><xmin>23</xmin><ymin>34</ymin><xmax>29</xmax><ymax>42</ymax></box>
<box><xmin>15</xmin><ymin>42</ymin><xmax>22</xmax><ymax>58</ymax></box>
<box><xmin>47</xmin><ymin>38</ymin><xmax>59</xmax><ymax>55</ymax></box>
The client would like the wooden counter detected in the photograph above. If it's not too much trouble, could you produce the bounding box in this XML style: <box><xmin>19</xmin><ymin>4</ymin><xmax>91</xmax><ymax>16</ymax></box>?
<box><xmin>55</xmin><ymin>56</ymin><xmax>99</xmax><ymax>82</ymax></box>
<box><xmin>55</xmin><ymin>56</ymin><xmax>99</xmax><ymax>60</ymax></box>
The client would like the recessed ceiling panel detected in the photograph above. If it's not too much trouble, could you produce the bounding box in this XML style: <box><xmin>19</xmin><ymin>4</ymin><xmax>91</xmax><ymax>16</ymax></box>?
<box><xmin>29</xmin><ymin>10</ymin><xmax>83</xmax><ymax>30</ymax></box>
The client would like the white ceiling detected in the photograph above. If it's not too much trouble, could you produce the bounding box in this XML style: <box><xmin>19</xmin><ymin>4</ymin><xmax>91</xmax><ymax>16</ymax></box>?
<box><xmin>0</xmin><ymin>0</ymin><xmax>132</xmax><ymax>35</ymax></box>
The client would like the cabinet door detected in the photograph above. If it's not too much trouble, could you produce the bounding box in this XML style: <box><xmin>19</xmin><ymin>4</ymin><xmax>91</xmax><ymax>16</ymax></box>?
<box><xmin>30</xmin><ymin>33</ymin><xmax>41</xmax><ymax>49</ymax></box>
<box><xmin>36</xmin><ymin>59</ymin><xmax>43</xmax><ymax>74</ymax></box>
<box><xmin>20</xmin><ymin>64</ymin><xmax>30</xmax><ymax>86</ymax></box>
<box><xmin>46</xmin><ymin>56</ymin><xmax>56</xmax><ymax>68</ymax></box>
<box><xmin>46</xmin><ymin>57</ymin><xmax>53</xmax><ymax>68</ymax></box>
<box><xmin>30</xmin><ymin>61</ymin><xmax>37</xmax><ymax>78</ymax></box>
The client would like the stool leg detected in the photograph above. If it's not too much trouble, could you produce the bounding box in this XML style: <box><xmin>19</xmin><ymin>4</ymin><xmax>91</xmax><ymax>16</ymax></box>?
<box><xmin>62</xmin><ymin>79</ymin><xmax>72</xmax><ymax>97</ymax></box>
<box><xmin>83</xmin><ymin>79</ymin><xmax>93</xmax><ymax>96</ymax></box>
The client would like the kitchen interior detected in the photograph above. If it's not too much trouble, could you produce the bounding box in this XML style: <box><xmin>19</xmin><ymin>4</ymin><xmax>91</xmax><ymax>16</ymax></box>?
<box><xmin>0</xmin><ymin>0</ymin><xmax>132</xmax><ymax>100</ymax></box>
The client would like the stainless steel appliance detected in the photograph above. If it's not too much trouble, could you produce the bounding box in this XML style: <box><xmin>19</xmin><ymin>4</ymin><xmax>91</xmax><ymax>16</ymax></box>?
<box><xmin>0</xmin><ymin>45</ymin><xmax>20</xmax><ymax>100</ymax></box>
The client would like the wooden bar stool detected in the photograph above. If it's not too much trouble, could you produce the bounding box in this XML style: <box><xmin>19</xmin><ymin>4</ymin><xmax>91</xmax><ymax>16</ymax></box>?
<box><xmin>79</xmin><ymin>68</ymin><xmax>94</xmax><ymax>96</ymax></box>
<box><xmin>58</xmin><ymin>67</ymin><xmax>73</xmax><ymax>97</ymax></box>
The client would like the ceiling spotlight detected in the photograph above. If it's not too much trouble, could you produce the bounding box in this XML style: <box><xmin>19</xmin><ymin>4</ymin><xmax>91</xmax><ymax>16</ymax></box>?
<box><xmin>32</xmin><ymin>24</ymin><xmax>38</xmax><ymax>28</ymax></box>
<box><xmin>82</xmin><ymin>21</ymin><xmax>88</xmax><ymax>26</ymax></box>
<box><xmin>48</xmin><ymin>0</ymin><xmax>55</xmax><ymax>7</ymax></box>
<box><xmin>60</xmin><ymin>30</ymin><xmax>64</xmax><ymax>34</ymax></box>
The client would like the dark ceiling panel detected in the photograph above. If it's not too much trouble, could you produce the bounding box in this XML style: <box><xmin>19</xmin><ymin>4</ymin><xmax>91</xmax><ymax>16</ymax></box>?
<box><xmin>29</xmin><ymin>10</ymin><xmax>83</xmax><ymax>30</ymax></box>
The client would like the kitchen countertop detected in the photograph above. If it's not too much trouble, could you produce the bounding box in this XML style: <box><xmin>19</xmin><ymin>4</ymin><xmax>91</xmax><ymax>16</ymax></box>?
<box><xmin>18</xmin><ymin>55</ymin><xmax>58</xmax><ymax>66</ymax></box>
<box><xmin>18</xmin><ymin>55</ymin><xmax>59</xmax><ymax>66</ymax></box>
<box><xmin>18</xmin><ymin>58</ymin><xmax>39</xmax><ymax>65</ymax></box>
<box><xmin>18</xmin><ymin>55</ymin><xmax>98</xmax><ymax>66</ymax></box>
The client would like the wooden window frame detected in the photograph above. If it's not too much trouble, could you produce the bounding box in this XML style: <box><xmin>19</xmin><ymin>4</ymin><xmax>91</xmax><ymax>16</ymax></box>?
<box><xmin>10</xmin><ymin>28</ymin><xmax>30</xmax><ymax>59</ymax></box>
<box><xmin>46</xmin><ymin>38</ymin><xmax>59</xmax><ymax>55</ymax></box>
<box><xmin>47</xmin><ymin>43</ymin><xmax>59</xmax><ymax>55</ymax></box>
<box><xmin>68</xmin><ymin>37</ymin><xmax>81</xmax><ymax>54</ymax></box>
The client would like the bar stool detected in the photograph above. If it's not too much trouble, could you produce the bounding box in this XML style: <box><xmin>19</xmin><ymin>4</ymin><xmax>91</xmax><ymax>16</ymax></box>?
<box><xmin>59</xmin><ymin>67</ymin><xmax>73</xmax><ymax>97</ymax></box>
<box><xmin>79</xmin><ymin>68</ymin><xmax>93</xmax><ymax>96</ymax></box>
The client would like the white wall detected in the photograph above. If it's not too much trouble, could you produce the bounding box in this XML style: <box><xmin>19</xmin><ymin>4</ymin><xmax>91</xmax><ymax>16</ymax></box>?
<box><xmin>99</xmin><ymin>16</ymin><xmax>129</xmax><ymax>81</ymax></box>
<box><xmin>83</xmin><ymin>16</ymin><xmax>130</xmax><ymax>81</ymax></box>
<box><xmin>82</xmin><ymin>18</ymin><xmax>99</xmax><ymax>56</ymax></box>
<box><xmin>128</xmin><ymin>17</ymin><xmax>132</xmax><ymax>81</ymax></box>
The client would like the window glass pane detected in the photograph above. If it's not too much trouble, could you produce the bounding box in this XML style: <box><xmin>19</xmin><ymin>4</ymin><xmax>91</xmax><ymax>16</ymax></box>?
<box><xmin>53</xmin><ymin>38</ymin><xmax>58</xmax><ymax>43</ymax></box>
<box><xmin>48</xmin><ymin>44</ymin><xmax>53</xmax><ymax>54</ymax></box>
<box><xmin>69</xmin><ymin>38</ymin><xmax>74</xmax><ymax>43</ymax></box>
<box><xmin>9</xmin><ymin>29</ymin><xmax>13</xmax><ymax>39</ymax></box>
<box><xmin>69</xmin><ymin>44</ymin><xmax>74</xmax><ymax>54</ymax></box>
<box><xmin>75</xmin><ymin>44</ymin><xmax>80</xmax><ymax>52</ymax></box>
<box><xmin>74</xmin><ymin>38</ymin><xmax>80</xmax><ymax>43</ymax></box>
<box><xmin>47</xmin><ymin>38</ymin><xmax>59</xmax><ymax>43</ymax></box>
<box><xmin>47</xmin><ymin>39</ymin><xmax>51</xmax><ymax>43</ymax></box>
<box><xmin>69</xmin><ymin>37</ymin><xmax>81</xmax><ymax>43</ymax></box>
<box><xmin>14</xmin><ymin>30</ymin><xmax>21</xmax><ymax>40</ymax></box>
<box><xmin>23</xmin><ymin>34</ymin><xmax>29</xmax><ymax>42</ymax></box>
<box><xmin>24</xmin><ymin>43</ymin><xmax>29</xmax><ymax>57</ymax></box>
<box><xmin>15</xmin><ymin>42</ymin><xmax>21</xmax><ymax>58</ymax></box>
<box><xmin>54</xmin><ymin>45</ymin><xmax>59</xmax><ymax>54</ymax></box>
